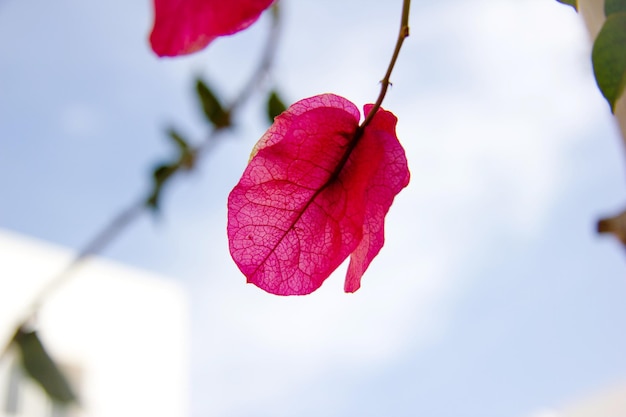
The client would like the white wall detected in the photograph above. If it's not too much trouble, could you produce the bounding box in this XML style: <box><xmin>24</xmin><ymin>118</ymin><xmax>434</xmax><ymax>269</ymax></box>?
<box><xmin>0</xmin><ymin>229</ymin><xmax>189</xmax><ymax>417</ymax></box>
<box><xmin>528</xmin><ymin>381</ymin><xmax>626</xmax><ymax>417</ymax></box>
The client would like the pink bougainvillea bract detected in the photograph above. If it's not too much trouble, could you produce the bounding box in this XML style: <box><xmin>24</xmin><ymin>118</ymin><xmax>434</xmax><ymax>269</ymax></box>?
<box><xmin>227</xmin><ymin>94</ymin><xmax>410</xmax><ymax>295</ymax></box>
<box><xmin>150</xmin><ymin>0</ymin><xmax>275</xmax><ymax>57</ymax></box>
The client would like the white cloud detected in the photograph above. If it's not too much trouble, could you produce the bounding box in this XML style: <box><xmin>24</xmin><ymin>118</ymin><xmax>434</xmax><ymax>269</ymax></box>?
<box><xmin>396</xmin><ymin>0</ymin><xmax>607</xmax><ymax>238</ymax></box>
<box><xmin>174</xmin><ymin>1</ymin><xmax>614</xmax><ymax>415</ymax></box>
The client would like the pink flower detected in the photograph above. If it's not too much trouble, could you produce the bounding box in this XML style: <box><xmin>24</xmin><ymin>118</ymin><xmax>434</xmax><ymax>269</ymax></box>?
<box><xmin>150</xmin><ymin>0</ymin><xmax>275</xmax><ymax>57</ymax></box>
<box><xmin>227</xmin><ymin>94</ymin><xmax>410</xmax><ymax>295</ymax></box>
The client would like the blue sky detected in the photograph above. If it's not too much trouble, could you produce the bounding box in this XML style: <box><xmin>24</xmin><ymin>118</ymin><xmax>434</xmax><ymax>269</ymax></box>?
<box><xmin>1</xmin><ymin>0</ymin><xmax>626</xmax><ymax>416</ymax></box>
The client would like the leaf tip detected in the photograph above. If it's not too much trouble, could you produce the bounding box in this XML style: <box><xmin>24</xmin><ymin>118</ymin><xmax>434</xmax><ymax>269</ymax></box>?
<box><xmin>556</xmin><ymin>0</ymin><xmax>578</xmax><ymax>11</ymax></box>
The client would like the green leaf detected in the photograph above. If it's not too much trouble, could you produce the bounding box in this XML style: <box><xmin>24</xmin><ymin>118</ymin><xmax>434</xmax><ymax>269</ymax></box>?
<box><xmin>167</xmin><ymin>128</ymin><xmax>189</xmax><ymax>151</ymax></box>
<box><xmin>152</xmin><ymin>163</ymin><xmax>177</xmax><ymax>183</ymax></box>
<box><xmin>147</xmin><ymin>162</ymin><xmax>177</xmax><ymax>211</ymax></box>
<box><xmin>592</xmin><ymin>12</ymin><xmax>626</xmax><ymax>112</ymax></box>
<box><xmin>12</xmin><ymin>328</ymin><xmax>77</xmax><ymax>404</ymax></box>
<box><xmin>266</xmin><ymin>90</ymin><xmax>287</xmax><ymax>123</ymax></box>
<box><xmin>556</xmin><ymin>0</ymin><xmax>577</xmax><ymax>11</ymax></box>
<box><xmin>195</xmin><ymin>79</ymin><xmax>231</xmax><ymax>129</ymax></box>
<box><xmin>606</xmin><ymin>0</ymin><xmax>626</xmax><ymax>16</ymax></box>
<box><xmin>167</xmin><ymin>128</ymin><xmax>195</xmax><ymax>170</ymax></box>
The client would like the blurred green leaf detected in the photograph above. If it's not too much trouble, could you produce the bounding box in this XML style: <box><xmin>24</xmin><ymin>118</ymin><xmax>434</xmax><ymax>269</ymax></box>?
<box><xmin>147</xmin><ymin>162</ymin><xmax>178</xmax><ymax>211</ymax></box>
<box><xmin>606</xmin><ymin>0</ymin><xmax>626</xmax><ymax>16</ymax></box>
<box><xmin>146</xmin><ymin>128</ymin><xmax>198</xmax><ymax>212</ymax></box>
<box><xmin>12</xmin><ymin>328</ymin><xmax>76</xmax><ymax>405</ymax></box>
<box><xmin>592</xmin><ymin>13</ymin><xmax>626</xmax><ymax>112</ymax></box>
<box><xmin>195</xmin><ymin>79</ymin><xmax>231</xmax><ymax>129</ymax></box>
<box><xmin>556</xmin><ymin>0</ymin><xmax>577</xmax><ymax>11</ymax></box>
<box><xmin>152</xmin><ymin>162</ymin><xmax>177</xmax><ymax>184</ymax></box>
<box><xmin>167</xmin><ymin>128</ymin><xmax>189</xmax><ymax>152</ymax></box>
<box><xmin>266</xmin><ymin>90</ymin><xmax>287</xmax><ymax>123</ymax></box>
<box><xmin>167</xmin><ymin>129</ymin><xmax>196</xmax><ymax>170</ymax></box>
<box><xmin>179</xmin><ymin>151</ymin><xmax>196</xmax><ymax>171</ymax></box>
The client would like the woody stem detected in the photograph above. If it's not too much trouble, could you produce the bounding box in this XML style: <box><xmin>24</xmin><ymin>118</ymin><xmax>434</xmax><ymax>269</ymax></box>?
<box><xmin>358</xmin><ymin>0</ymin><xmax>411</xmax><ymax>132</ymax></box>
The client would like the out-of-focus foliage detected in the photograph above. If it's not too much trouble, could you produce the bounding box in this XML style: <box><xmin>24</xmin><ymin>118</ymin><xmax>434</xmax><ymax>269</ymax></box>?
<box><xmin>606</xmin><ymin>0</ymin><xmax>626</xmax><ymax>15</ymax></box>
<box><xmin>592</xmin><ymin>10</ymin><xmax>626</xmax><ymax>112</ymax></box>
<box><xmin>195</xmin><ymin>78</ymin><xmax>231</xmax><ymax>129</ymax></box>
<box><xmin>556</xmin><ymin>0</ymin><xmax>626</xmax><ymax>111</ymax></box>
<box><xmin>556</xmin><ymin>0</ymin><xmax>577</xmax><ymax>11</ymax></box>
<box><xmin>266</xmin><ymin>90</ymin><xmax>287</xmax><ymax>123</ymax></box>
<box><xmin>11</xmin><ymin>328</ymin><xmax>77</xmax><ymax>405</ymax></box>
<box><xmin>147</xmin><ymin>128</ymin><xmax>196</xmax><ymax>212</ymax></box>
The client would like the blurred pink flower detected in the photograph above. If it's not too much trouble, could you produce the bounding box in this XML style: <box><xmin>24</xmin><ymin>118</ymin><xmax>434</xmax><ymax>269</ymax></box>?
<box><xmin>150</xmin><ymin>0</ymin><xmax>275</xmax><ymax>57</ymax></box>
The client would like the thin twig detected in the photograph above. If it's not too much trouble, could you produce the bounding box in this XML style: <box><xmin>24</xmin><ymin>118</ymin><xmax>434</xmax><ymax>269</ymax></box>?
<box><xmin>358</xmin><ymin>0</ymin><xmax>411</xmax><ymax>133</ymax></box>
<box><xmin>324</xmin><ymin>0</ymin><xmax>412</xmax><ymax>188</ymax></box>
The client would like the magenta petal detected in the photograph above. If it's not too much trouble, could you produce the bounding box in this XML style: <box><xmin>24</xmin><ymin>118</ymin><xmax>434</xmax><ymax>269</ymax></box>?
<box><xmin>344</xmin><ymin>105</ymin><xmax>410</xmax><ymax>292</ymax></box>
<box><xmin>227</xmin><ymin>94</ymin><xmax>410</xmax><ymax>295</ymax></box>
<box><xmin>150</xmin><ymin>0</ymin><xmax>275</xmax><ymax>57</ymax></box>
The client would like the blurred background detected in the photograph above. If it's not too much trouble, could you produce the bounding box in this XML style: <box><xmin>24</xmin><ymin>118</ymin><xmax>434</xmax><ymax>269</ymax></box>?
<box><xmin>1</xmin><ymin>0</ymin><xmax>626</xmax><ymax>416</ymax></box>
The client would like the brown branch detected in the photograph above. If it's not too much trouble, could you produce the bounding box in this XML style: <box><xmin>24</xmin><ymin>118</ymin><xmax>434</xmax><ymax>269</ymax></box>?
<box><xmin>358</xmin><ymin>0</ymin><xmax>411</xmax><ymax>132</ymax></box>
